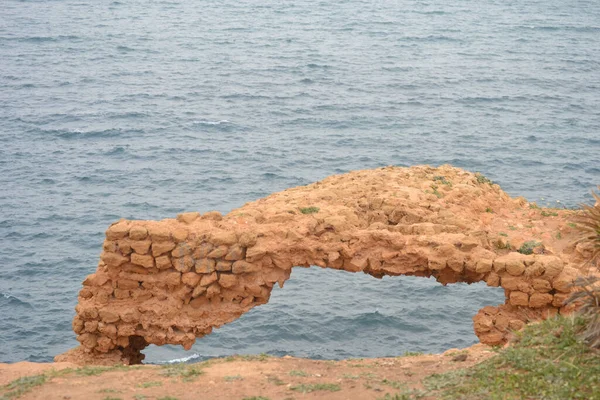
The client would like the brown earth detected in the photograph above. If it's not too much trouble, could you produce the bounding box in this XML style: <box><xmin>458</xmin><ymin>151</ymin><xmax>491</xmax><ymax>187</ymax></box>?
<box><xmin>57</xmin><ymin>165</ymin><xmax>594</xmax><ymax>365</ymax></box>
<box><xmin>1</xmin><ymin>344</ymin><xmax>495</xmax><ymax>400</ymax></box>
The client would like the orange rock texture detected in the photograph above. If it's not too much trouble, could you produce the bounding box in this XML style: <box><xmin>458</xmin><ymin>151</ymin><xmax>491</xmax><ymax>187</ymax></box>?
<box><xmin>56</xmin><ymin>165</ymin><xmax>589</xmax><ymax>365</ymax></box>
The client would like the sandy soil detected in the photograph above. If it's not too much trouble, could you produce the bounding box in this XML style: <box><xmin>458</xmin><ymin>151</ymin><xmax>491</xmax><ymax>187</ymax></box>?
<box><xmin>0</xmin><ymin>344</ymin><xmax>495</xmax><ymax>400</ymax></box>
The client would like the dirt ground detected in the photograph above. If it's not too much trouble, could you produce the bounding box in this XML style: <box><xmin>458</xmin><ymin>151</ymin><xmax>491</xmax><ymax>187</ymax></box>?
<box><xmin>0</xmin><ymin>344</ymin><xmax>496</xmax><ymax>400</ymax></box>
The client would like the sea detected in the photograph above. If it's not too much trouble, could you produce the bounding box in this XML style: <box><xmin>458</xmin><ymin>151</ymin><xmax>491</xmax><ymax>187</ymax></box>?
<box><xmin>0</xmin><ymin>0</ymin><xmax>598</xmax><ymax>364</ymax></box>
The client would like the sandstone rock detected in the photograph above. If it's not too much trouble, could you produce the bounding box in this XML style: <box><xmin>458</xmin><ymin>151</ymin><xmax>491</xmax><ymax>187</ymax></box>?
<box><xmin>173</xmin><ymin>255</ymin><xmax>194</xmax><ymax>273</ymax></box>
<box><xmin>200</xmin><ymin>272</ymin><xmax>218</xmax><ymax>287</ymax></box>
<box><xmin>202</xmin><ymin>211</ymin><xmax>223</xmax><ymax>221</ymax></box>
<box><xmin>129</xmin><ymin>226</ymin><xmax>148</xmax><ymax>240</ymax></box>
<box><xmin>164</xmin><ymin>271</ymin><xmax>181</xmax><ymax>287</ymax></box>
<box><xmin>475</xmin><ymin>259</ymin><xmax>493</xmax><ymax>274</ymax></box>
<box><xmin>193</xmin><ymin>243</ymin><xmax>214</xmax><ymax>259</ymax></box>
<box><xmin>529</xmin><ymin>293</ymin><xmax>553</xmax><ymax>308</ymax></box>
<box><xmin>225</xmin><ymin>244</ymin><xmax>246</xmax><ymax>261</ymax></box>
<box><xmin>181</xmin><ymin>272</ymin><xmax>200</xmax><ymax>287</ymax></box>
<box><xmin>532</xmin><ymin>279</ymin><xmax>552</xmax><ymax>293</ymax></box>
<box><xmin>171</xmin><ymin>244</ymin><xmax>192</xmax><ymax>258</ymax></box>
<box><xmin>131</xmin><ymin>254</ymin><xmax>154</xmax><ymax>269</ymax></box>
<box><xmin>211</xmin><ymin>231</ymin><xmax>238</xmax><ymax>246</ymax></box>
<box><xmin>172</xmin><ymin>228</ymin><xmax>189</xmax><ymax>242</ymax></box>
<box><xmin>61</xmin><ymin>165</ymin><xmax>589</xmax><ymax>364</ymax></box>
<box><xmin>130</xmin><ymin>240</ymin><xmax>152</xmax><ymax>255</ymax></box>
<box><xmin>192</xmin><ymin>285</ymin><xmax>207</xmax><ymax>298</ymax></box>
<box><xmin>99</xmin><ymin>310</ymin><xmax>120</xmax><ymax>324</ymax></box>
<box><xmin>509</xmin><ymin>291</ymin><xmax>529</xmax><ymax>306</ymax></box>
<box><xmin>177</xmin><ymin>212</ymin><xmax>201</xmax><ymax>224</ymax></box>
<box><xmin>117</xmin><ymin>279</ymin><xmax>139</xmax><ymax>290</ymax></box>
<box><xmin>155</xmin><ymin>255</ymin><xmax>172</xmax><ymax>270</ymax></box>
<box><xmin>485</xmin><ymin>272</ymin><xmax>500</xmax><ymax>287</ymax></box>
<box><xmin>207</xmin><ymin>245</ymin><xmax>228</xmax><ymax>259</ymax></box>
<box><xmin>147</xmin><ymin>224</ymin><xmax>171</xmax><ymax>241</ymax></box>
<box><xmin>505</xmin><ymin>259</ymin><xmax>525</xmax><ymax>276</ymax></box>
<box><xmin>552</xmin><ymin>293</ymin><xmax>568</xmax><ymax>307</ymax></box>
<box><xmin>232</xmin><ymin>260</ymin><xmax>261</xmax><ymax>274</ymax></box>
<box><xmin>215</xmin><ymin>261</ymin><xmax>233</xmax><ymax>272</ymax></box>
<box><xmin>106</xmin><ymin>222</ymin><xmax>129</xmax><ymax>240</ymax></box>
<box><xmin>152</xmin><ymin>241</ymin><xmax>176</xmax><ymax>257</ymax></box>
<box><xmin>219</xmin><ymin>274</ymin><xmax>238</xmax><ymax>288</ymax></box>
<box><xmin>552</xmin><ymin>267</ymin><xmax>579</xmax><ymax>292</ymax></box>
<box><xmin>206</xmin><ymin>283</ymin><xmax>221</xmax><ymax>298</ymax></box>
<box><xmin>100</xmin><ymin>251</ymin><xmax>129</xmax><ymax>267</ymax></box>
<box><xmin>196</xmin><ymin>258</ymin><xmax>216</xmax><ymax>274</ymax></box>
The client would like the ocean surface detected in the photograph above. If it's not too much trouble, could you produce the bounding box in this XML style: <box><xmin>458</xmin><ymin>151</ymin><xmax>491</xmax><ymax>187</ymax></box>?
<box><xmin>1</xmin><ymin>0</ymin><xmax>599</xmax><ymax>364</ymax></box>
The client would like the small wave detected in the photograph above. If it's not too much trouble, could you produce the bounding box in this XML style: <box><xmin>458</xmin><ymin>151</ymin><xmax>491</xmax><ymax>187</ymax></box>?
<box><xmin>163</xmin><ymin>353</ymin><xmax>200</xmax><ymax>364</ymax></box>
<box><xmin>193</xmin><ymin>120</ymin><xmax>229</xmax><ymax>125</ymax></box>
<box><xmin>1</xmin><ymin>293</ymin><xmax>32</xmax><ymax>308</ymax></box>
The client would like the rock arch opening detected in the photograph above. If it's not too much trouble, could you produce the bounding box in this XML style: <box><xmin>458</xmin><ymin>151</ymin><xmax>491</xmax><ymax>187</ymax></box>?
<box><xmin>142</xmin><ymin>268</ymin><xmax>505</xmax><ymax>364</ymax></box>
<box><xmin>56</xmin><ymin>166</ymin><xmax>585</xmax><ymax>365</ymax></box>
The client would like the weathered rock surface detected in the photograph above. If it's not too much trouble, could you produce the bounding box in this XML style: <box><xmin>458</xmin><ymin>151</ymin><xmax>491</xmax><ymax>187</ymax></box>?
<box><xmin>56</xmin><ymin>165</ymin><xmax>588</xmax><ymax>365</ymax></box>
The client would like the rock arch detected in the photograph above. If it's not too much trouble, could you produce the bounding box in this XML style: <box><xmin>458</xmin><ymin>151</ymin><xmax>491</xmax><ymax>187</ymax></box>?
<box><xmin>57</xmin><ymin>165</ymin><xmax>587</xmax><ymax>365</ymax></box>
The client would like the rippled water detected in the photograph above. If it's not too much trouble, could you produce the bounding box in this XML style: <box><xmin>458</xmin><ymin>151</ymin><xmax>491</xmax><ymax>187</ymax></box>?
<box><xmin>1</xmin><ymin>0</ymin><xmax>598</xmax><ymax>363</ymax></box>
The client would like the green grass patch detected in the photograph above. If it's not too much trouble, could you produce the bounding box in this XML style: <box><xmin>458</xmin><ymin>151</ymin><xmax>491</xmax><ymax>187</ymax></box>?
<box><xmin>235</xmin><ymin>353</ymin><xmax>270</xmax><ymax>362</ymax></box>
<box><xmin>160</xmin><ymin>363</ymin><xmax>204</xmax><ymax>382</ymax></box>
<box><xmin>400</xmin><ymin>351</ymin><xmax>424</xmax><ymax>357</ymax></box>
<box><xmin>425</xmin><ymin>315</ymin><xmax>600</xmax><ymax>399</ymax></box>
<box><xmin>288</xmin><ymin>370</ymin><xmax>309</xmax><ymax>377</ymax></box>
<box><xmin>541</xmin><ymin>210</ymin><xmax>559</xmax><ymax>217</ymax></box>
<box><xmin>299</xmin><ymin>206</ymin><xmax>319</xmax><ymax>214</ymax></box>
<box><xmin>137</xmin><ymin>381</ymin><xmax>162</xmax><ymax>388</ymax></box>
<box><xmin>433</xmin><ymin>176</ymin><xmax>452</xmax><ymax>186</ymax></box>
<box><xmin>475</xmin><ymin>173</ymin><xmax>493</xmax><ymax>185</ymax></box>
<box><xmin>290</xmin><ymin>383</ymin><xmax>341</xmax><ymax>393</ymax></box>
<box><xmin>242</xmin><ymin>397</ymin><xmax>270</xmax><ymax>400</ymax></box>
<box><xmin>224</xmin><ymin>375</ymin><xmax>243</xmax><ymax>382</ymax></box>
<box><xmin>157</xmin><ymin>397</ymin><xmax>179</xmax><ymax>400</ymax></box>
<box><xmin>381</xmin><ymin>379</ymin><xmax>406</xmax><ymax>390</ymax></box>
<box><xmin>378</xmin><ymin>391</ymin><xmax>426</xmax><ymax>400</ymax></box>
<box><xmin>485</xmin><ymin>207</ymin><xmax>493</xmax><ymax>213</ymax></box>
<box><xmin>518</xmin><ymin>240</ymin><xmax>542</xmax><ymax>255</ymax></box>
<box><xmin>1</xmin><ymin>375</ymin><xmax>47</xmax><ymax>399</ymax></box>
<box><xmin>266</xmin><ymin>375</ymin><xmax>285</xmax><ymax>386</ymax></box>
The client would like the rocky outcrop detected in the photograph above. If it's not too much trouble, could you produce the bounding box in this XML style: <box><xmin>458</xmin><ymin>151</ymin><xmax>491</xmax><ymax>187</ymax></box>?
<box><xmin>56</xmin><ymin>165</ymin><xmax>588</xmax><ymax>364</ymax></box>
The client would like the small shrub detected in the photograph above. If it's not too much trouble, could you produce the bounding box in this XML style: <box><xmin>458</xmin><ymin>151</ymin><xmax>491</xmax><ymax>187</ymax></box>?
<box><xmin>288</xmin><ymin>370</ymin><xmax>308</xmax><ymax>377</ymax></box>
<box><xmin>290</xmin><ymin>383</ymin><xmax>341</xmax><ymax>393</ymax></box>
<box><xmin>266</xmin><ymin>375</ymin><xmax>285</xmax><ymax>386</ymax></box>
<box><xmin>299</xmin><ymin>206</ymin><xmax>319</xmax><ymax>214</ymax></box>
<box><xmin>475</xmin><ymin>172</ymin><xmax>493</xmax><ymax>185</ymax></box>
<box><xmin>243</xmin><ymin>397</ymin><xmax>270</xmax><ymax>400</ymax></box>
<box><xmin>400</xmin><ymin>351</ymin><xmax>424</xmax><ymax>357</ymax></box>
<box><xmin>541</xmin><ymin>210</ymin><xmax>559</xmax><ymax>217</ymax></box>
<box><xmin>518</xmin><ymin>240</ymin><xmax>541</xmax><ymax>255</ymax></box>
<box><xmin>224</xmin><ymin>375</ymin><xmax>243</xmax><ymax>382</ymax></box>
<box><xmin>573</xmin><ymin>186</ymin><xmax>600</xmax><ymax>266</ymax></box>
<box><xmin>485</xmin><ymin>207</ymin><xmax>493</xmax><ymax>213</ymax></box>
<box><xmin>160</xmin><ymin>363</ymin><xmax>203</xmax><ymax>381</ymax></box>
<box><xmin>137</xmin><ymin>381</ymin><xmax>162</xmax><ymax>388</ymax></box>
<box><xmin>568</xmin><ymin>277</ymin><xmax>600</xmax><ymax>349</ymax></box>
<box><xmin>433</xmin><ymin>176</ymin><xmax>452</xmax><ymax>186</ymax></box>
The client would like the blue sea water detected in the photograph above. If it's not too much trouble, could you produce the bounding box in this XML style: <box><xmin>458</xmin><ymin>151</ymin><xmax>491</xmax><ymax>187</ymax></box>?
<box><xmin>0</xmin><ymin>0</ymin><xmax>599</xmax><ymax>363</ymax></box>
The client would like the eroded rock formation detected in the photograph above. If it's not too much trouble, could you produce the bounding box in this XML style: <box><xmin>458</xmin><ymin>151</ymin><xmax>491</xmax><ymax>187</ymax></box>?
<box><xmin>56</xmin><ymin>165</ymin><xmax>590</xmax><ymax>365</ymax></box>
